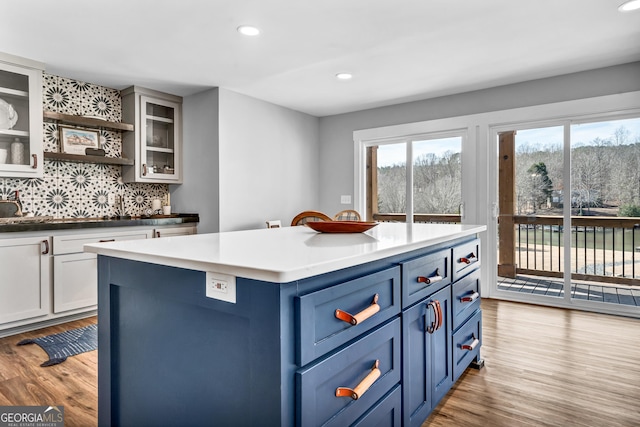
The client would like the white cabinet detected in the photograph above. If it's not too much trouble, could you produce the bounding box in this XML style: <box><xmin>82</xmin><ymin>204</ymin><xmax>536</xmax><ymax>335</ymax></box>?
<box><xmin>0</xmin><ymin>236</ymin><xmax>50</xmax><ymax>325</ymax></box>
<box><xmin>153</xmin><ymin>225</ymin><xmax>196</xmax><ymax>238</ymax></box>
<box><xmin>0</xmin><ymin>52</ymin><xmax>44</xmax><ymax>177</ymax></box>
<box><xmin>121</xmin><ymin>86</ymin><xmax>182</xmax><ymax>183</ymax></box>
<box><xmin>52</xmin><ymin>230</ymin><xmax>151</xmax><ymax>313</ymax></box>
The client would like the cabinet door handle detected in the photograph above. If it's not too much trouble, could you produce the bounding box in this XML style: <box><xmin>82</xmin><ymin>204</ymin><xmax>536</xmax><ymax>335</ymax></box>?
<box><xmin>156</xmin><ymin>231</ymin><xmax>161</xmax><ymax>238</ymax></box>
<box><xmin>32</xmin><ymin>154</ymin><xmax>38</xmax><ymax>169</ymax></box>
<box><xmin>426</xmin><ymin>300</ymin><xmax>443</xmax><ymax>333</ymax></box>
<box><xmin>335</xmin><ymin>360</ymin><xmax>380</xmax><ymax>400</ymax></box>
<box><xmin>335</xmin><ymin>294</ymin><xmax>380</xmax><ymax>326</ymax></box>
<box><xmin>460</xmin><ymin>334</ymin><xmax>479</xmax><ymax>351</ymax></box>
<box><xmin>99</xmin><ymin>239</ymin><xmax>116</xmax><ymax>243</ymax></box>
<box><xmin>459</xmin><ymin>252</ymin><xmax>477</xmax><ymax>264</ymax></box>
<box><xmin>41</xmin><ymin>239</ymin><xmax>49</xmax><ymax>255</ymax></box>
<box><xmin>142</xmin><ymin>164</ymin><xmax>148</xmax><ymax>176</ymax></box>
<box><xmin>460</xmin><ymin>291</ymin><xmax>479</xmax><ymax>303</ymax></box>
<box><xmin>417</xmin><ymin>268</ymin><xmax>443</xmax><ymax>284</ymax></box>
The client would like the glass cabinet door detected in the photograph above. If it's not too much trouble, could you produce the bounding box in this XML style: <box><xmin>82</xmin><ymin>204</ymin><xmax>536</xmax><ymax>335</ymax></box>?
<box><xmin>140</xmin><ymin>95</ymin><xmax>180</xmax><ymax>181</ymax></box>
<box><xmin>0</xmin><ymin>57</ymin><xmax>43</xmax><ymax>177</ymax></box>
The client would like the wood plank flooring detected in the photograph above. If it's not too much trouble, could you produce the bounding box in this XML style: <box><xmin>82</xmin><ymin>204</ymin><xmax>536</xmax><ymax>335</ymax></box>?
<box><xmin>0</xmin><ymin>317</ymin><xmax>97</xmax><ymax>427</ymax></box>
<box><xmin>425</xmin><ymin>299</ymin><xmax>640</xmax><ymax>427</ymax></box>
<box><xmin>1</xmin><ymin>301</ymin><xmax>638</xmax><ymax>427</ymax></box>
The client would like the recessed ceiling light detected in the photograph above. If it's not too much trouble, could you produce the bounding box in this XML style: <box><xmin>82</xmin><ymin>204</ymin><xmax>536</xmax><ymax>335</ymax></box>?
<box><xmin>335</xmin><ymin>73</ymin><xmax>353</xmax><ymax>80</ymax></box>
<box><xmin>237</xmin><ymin>25</ymin><xmax>260</xmax><ymax>36</ymax></box>
<box><xmin>618</xmin><ymin>0</ymin><xmax>640</xmax><ymax>12</ymax></box>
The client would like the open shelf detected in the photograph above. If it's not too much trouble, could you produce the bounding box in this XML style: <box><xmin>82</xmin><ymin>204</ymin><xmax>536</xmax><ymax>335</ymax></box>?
<box><xmin>43</xmin><ymin>111</ymin><xmax>134</xmax><ymax>132</ymax></box>
<box><xmin>43</xmin><ymin>151</ymin><xmax>134</xmax><ymax>166</ymax></box>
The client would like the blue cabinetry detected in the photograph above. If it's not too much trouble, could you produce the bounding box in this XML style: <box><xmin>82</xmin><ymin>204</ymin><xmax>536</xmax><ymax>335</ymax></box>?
<box><xmin>401</xmin><ymin>285</ymin><xmax>452</xmax><ymax>427</ymax></box>
<box><xmin>96</xmin><ymin>235</ymin><xmax>482</xmax><ymax>427</ymax></box>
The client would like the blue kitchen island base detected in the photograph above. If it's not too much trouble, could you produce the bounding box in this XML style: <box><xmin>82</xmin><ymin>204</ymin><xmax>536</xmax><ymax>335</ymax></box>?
<box><xmin>90</xmin><ymin>223</ymin><xmax>485</xmax><ymax>426</ymax></box>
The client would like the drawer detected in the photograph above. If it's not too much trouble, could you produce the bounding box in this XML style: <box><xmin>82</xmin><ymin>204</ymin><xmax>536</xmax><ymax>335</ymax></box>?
<box><xmin>296</xmin><ymin>266</ymin><xmax>401</xmax><ymax>366</ymax></box>
<box><xmin>452</xmin><ymin>268</ymin><xmax>481</xmax><ymax>331</ymax></box>
<box><xmin>297</xmin><ymin>319</ymin><xmax>401</xmax><ymax>427</ymax></box>
<box><xmin>53</xmin><ymin>230</ymin><xmax>149</xmax><ymax>255</ymax></box>
<box><xmin>352</xmin><ymin>384</ymin><xmax>401</xmax><ymax>427</ymax></box>
<box><xmin>400</xmin><ymin>248</ymin><xmax>451</xmax><ymax>308</ymax></box>
<box><xmin>452</xmin><ymin>238</ymin><xmax>480</xmax><ymax>281</ymax></box>
<box><xmin>452</xmin><ymin>309</ymin><xmax>482</xmax><ymax>382</ymax></box>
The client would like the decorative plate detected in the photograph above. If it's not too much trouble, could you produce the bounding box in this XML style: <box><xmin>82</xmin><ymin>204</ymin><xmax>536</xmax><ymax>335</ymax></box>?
<box><xmin>0</xmin><ymin>98</ymin><xmax>18</xmax><ymax>130</ymax></box>
<box><xmin>306</xmin><ymin>221</ymin><xmax>378</xmax><ymax>233</ymax></box>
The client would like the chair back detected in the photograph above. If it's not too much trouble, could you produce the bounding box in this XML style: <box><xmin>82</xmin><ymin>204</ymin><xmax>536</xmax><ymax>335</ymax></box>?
<box><xmin>291</xmin><ymin>210</ymin><xmax>333</xmax><ymax>226</ymax></box>
<box><xmin>333</xmin><ymin>209</ymin><xmax>361</xmax><ymax>221</ymax></box>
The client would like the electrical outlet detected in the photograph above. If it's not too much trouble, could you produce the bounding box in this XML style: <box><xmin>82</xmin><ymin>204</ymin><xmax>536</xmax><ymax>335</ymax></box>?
<box><xmin>340</xmin><ymin>195</ymin><xmax>351</xmax><ymax>204</ymax></box>
<box><xmin>205</xmin><ymin>272</ymin><xmax>236</xmax><ymax>303</ymax></box>
<box><xmin>107</xmin><ymin>193</ymin><xmax>115</xmax><ymax>205</ymax></box>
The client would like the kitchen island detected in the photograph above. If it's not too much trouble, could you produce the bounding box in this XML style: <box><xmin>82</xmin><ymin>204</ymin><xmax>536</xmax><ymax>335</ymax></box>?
<box><xmin>85</xmin><ymin>222</ymin><xmax>486</xmax><ymax>427</ymax></box>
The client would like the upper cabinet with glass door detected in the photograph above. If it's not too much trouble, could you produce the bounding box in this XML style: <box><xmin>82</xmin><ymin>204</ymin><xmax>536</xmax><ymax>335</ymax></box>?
<box><xmin>0</xmin><ymin>52</ymin><xmax>44</xmax><ymax>177</ymax></box>
<box><xmin>121</xmin><ymin>86</ymin><xmax>183</xmax><ymax>183</ymax></box>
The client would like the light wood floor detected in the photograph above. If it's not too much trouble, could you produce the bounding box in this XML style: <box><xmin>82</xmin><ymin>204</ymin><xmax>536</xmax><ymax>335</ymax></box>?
<box><xmin>0</xmin><ymin>301</ymin><xmax>638</xmax><ymax>427</ymax></box>
<box><xmin>0</xmin><ymin>317</ymin><xmax>97</xmax><ymax>427</ymax></box>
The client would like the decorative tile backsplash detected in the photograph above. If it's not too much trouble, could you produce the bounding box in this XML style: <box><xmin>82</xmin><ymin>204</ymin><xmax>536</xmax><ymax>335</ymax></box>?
<box><xmin>0</xmin><ymin>74</ymin><xmax>168</xmax><ymax>218</ymax></box>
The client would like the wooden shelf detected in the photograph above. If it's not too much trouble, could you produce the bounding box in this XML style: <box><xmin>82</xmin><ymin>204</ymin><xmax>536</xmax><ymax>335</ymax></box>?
<box><xmin>43</xmin><ymin>152</ymin><xmax>134</xmax><ymax>166</ymax></box>
<box><xmin>43</xmin><ymin>111</ymin><xmax>134</xmax><ymax>132</ymax></box>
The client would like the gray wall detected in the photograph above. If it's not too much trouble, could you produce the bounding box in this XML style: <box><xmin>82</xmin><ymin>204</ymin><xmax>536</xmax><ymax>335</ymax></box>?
<box><xmin>174</xmin><ymin>87</ymin><xmax>320</xmax><ymax>233</ymax></box>
<box><xmin>171</xmin><ymin>88</ymin><xmax>220</xmax><ymax>234</ymax></box>
<box><xmin>217</xmin><ymin>88</ymin><xmax>320</xmax><ymax>231</ymax></box>
<box><xmin>318</xmin><ymin>61</ymin><xmax>640</xmax><ymax>215</ymax></box>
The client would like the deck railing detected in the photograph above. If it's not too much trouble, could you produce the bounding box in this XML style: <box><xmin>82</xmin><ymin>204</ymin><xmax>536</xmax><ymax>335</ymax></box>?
<box><xmin>374</xmin><ymin>212</ymin><xmax>640</xmax><ymax>286</ymax></box>
<box><xmin>372</xmin><ymin>213</ymin><xmax>462</xmax><ymax>224</ymax></box>
<box><xmin>512</xmin><ymin>215</ymin><xmax>640</xmax><ymax>286</ymax></box>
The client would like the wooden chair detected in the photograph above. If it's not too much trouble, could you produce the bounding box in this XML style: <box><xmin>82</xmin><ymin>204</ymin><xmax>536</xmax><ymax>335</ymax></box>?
<box><xmin>291</xmin><ymin>210</ymin><xmax>333</xmax><ymax>226</ymax></box>
<box><xmin>333</xmin><ymin>209</ymin><xmax>362</xmax><ymax>221</ymax></box>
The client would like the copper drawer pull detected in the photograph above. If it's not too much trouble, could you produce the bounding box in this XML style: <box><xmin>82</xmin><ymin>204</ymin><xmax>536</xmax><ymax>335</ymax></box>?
<box><xmin>31</xmin><ymin>154</ymin><xmax>38</xmax><ymax>169</ymax></box>
<box><xmin>460</xmin><ymin>334</ymin><xmax>479</xmax><ymax>351</ymax></box>
<box><xmin>335</xmin><ymin>294</ymin><xmax>380</xmax><ymax>326</ymax></box>
<box><xmin>426</xmin><ymin>300</ymin><xmax>443</xmax><ymax>334</ymax></box>
<box><xmin>142</xmin><ymin>164</ymin><xmax>148</xmax><ymax>176</ymax></box>
<box><xmin>460</xmin><ymin>291</ymin><xmax>479</xmax><ymax>303</ymax></box>
<box><xmin>41</xmin><ymin>239</ymin><xmax>49</xmax><ymax>255</ymax></box>
<box><xmin>99</xmin><ymin>239</ymin><xmax>116</xmax><ymax>243</ymax></box>
<box><xmin>459</xmin><ymin>253</ymin><xmax>477</xmax><ymax>264</ymax></box>
<box><xmin>417</xmin><ymin>268</ymin><xmax>443</xmax><ymax>284</ymax></box>
<box><xmin>335</xmin><ymin>360</ymin><xmax>380</xmax><ymax>400</ymax></box>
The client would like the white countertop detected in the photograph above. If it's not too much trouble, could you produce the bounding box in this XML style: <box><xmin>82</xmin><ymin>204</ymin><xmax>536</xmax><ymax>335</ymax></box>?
<box><xmin>84</xmin><ymin>222</ymin><xmax>486</xmax><ymax>283</ymax></box>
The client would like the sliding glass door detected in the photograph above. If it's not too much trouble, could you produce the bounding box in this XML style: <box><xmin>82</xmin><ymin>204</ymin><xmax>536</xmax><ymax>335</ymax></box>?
<box><xmin>496</xmin><ymin>116</ymin><xmax>640</xmax><ymax>312</ymax></box>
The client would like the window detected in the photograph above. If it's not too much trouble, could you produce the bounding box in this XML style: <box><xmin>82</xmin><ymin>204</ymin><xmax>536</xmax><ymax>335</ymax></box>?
<box><xmin>365</xmin><ymin>135</ymin><xmax>463</xmax><ymax>223</ymax></box>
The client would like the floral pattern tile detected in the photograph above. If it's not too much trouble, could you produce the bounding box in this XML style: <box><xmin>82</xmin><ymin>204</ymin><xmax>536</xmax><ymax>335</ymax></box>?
<box><xmin>0</xmin><ymin>74</ymin><xmax>169</xmax><ymax>219</ymax></box>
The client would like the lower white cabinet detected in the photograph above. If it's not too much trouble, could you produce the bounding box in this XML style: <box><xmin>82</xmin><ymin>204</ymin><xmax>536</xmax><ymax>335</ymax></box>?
<box><xmin>52</xmin><ymin>230</ymin><xmax>152</xmax><ymax>313</ymax></box>
<box><xmin>0</xmin><ymin>223</ymin><xmax>197</xmax><ymax>336</ymax></box>
<box><xmin>0</xmin><ymin>236</ymin><xmax>50</xmax><ymax>325</ymax></box>
<box><xmin>53</xmin><ymin>252</ymin><xmax>99</xmax><ymax>314</ymax></box>
<box><xmin>153</xmin><ymin>225</ymin><xmax>196</xmax><ymax>238</ymax></box>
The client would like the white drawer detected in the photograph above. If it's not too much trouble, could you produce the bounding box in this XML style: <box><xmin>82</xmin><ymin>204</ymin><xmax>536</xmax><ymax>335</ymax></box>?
<box><xmin>53</xmin><ymin>230</ymin><xmax>150</xmax><ymax>255</ymax></box>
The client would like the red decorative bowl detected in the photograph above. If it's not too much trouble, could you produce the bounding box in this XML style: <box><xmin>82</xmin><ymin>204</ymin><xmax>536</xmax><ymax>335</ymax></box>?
<box><xmin>305</xmin><ymin>221</ymin><xmax>378</xmax><ymax>233</ymax></box>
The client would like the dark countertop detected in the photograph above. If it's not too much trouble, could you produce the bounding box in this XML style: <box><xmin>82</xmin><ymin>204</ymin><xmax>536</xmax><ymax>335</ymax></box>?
<box><xmin>0</xmin><ymin>214</ymin><xmax>199</xmax><ymax>233</ymax></box>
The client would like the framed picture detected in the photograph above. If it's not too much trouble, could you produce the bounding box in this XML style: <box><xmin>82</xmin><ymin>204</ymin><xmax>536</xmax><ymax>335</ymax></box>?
<box><xmin>59</xmin><ymin>125</ymin><xmax>100</xmax><ymax>155</ymax></box>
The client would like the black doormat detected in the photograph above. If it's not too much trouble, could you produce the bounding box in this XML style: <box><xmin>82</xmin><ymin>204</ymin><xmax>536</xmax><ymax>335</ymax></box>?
<box><xmin>17</xmin><ymin>324</ymin><xmax>97</xmax><ymax>367</ymax></box>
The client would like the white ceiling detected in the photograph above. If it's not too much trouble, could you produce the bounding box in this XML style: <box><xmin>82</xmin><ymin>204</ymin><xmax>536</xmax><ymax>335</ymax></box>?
<box><xmin>1</xmin><ymin>0</ymin><xmax>639</xmax><ymax>117</ymax></box>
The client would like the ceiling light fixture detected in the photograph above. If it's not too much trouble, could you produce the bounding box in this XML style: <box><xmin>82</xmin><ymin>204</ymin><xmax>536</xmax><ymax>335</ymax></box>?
<box><xmin>237</xmin><ymin>25</ymin><xmax>260</xmax><ymax>36</ymax></box>
<box><xmin>618</xmin><ymin>0</ymin><xmax>640</xmax><ymax>12</ymax></box>
<box><xmin>335</xmin><ymin>73</ymin><xmax>353</xmax><ymax>80</ymax></box>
